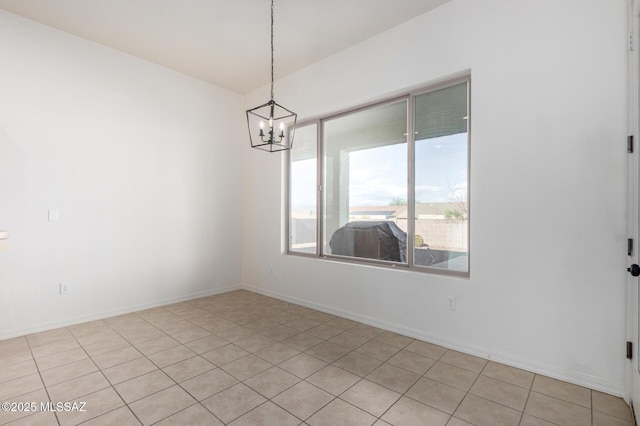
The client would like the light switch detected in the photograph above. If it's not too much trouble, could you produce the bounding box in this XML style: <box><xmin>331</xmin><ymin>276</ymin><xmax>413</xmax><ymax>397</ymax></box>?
<box><xmin>48</xmin><ymin>209</ymin><xmax>59</xmax><ymax>222</ymax></box>
<box><xmin>0</xmin><ymin>230</ymin><xmax>8</xmax><ymax>240</ymax></box>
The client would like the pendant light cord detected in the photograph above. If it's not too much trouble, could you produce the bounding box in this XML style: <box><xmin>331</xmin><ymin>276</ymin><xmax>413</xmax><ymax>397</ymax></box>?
<box><xmin>270</xmin><ymin>0</ymin><xmax>275</xmax><ymax>101</ymax></box>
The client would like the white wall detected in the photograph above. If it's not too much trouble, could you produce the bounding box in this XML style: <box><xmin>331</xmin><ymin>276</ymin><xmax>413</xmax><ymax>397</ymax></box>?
<box><xmin>0</xmin><ymin>10</ymin><xmax>245</xmax><ymax>339</ymax></box>
<box><xmin>242</xmin><ymin>0</ymin><xmax>629</xmax><ymax>395</ymax></box>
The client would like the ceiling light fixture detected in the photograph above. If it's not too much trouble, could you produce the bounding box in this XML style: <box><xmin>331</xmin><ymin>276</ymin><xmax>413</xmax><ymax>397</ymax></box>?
<box><xmin>246</xmin><ymin>0</ymin><xmax>297</xmax><ymax>152</ymax></box>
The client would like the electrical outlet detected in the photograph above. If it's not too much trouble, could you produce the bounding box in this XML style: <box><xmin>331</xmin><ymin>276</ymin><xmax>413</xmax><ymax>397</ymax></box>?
<box><xmin>59</xmin><ymin>283</ymin><xmax>70</xmax><ymax>295</ymax></box>
<box><xmin>447</xmin><ymin>296</ymin><xmax>456</xmax><ymax>310</ymax></box>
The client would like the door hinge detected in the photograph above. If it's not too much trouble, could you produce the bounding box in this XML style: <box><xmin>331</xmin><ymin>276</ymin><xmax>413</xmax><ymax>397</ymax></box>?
<box><xmin>628</xmin><ymin>341</ymin><xmax>633</xmax><ymax>360</ymax></box>
<box><xmin>629</xmin><ymin>238</ymin><xmax>634</xmax><ymax>256</ymax></box>
<box><xmin>629</xmin><ymin>135</ymin><xmax>634</xmax><ymax>153</ymax></box>
<box><xmin>629</xmin><ymin>32</ymin><xmax>634</xmax><ymax>52</ymax></box>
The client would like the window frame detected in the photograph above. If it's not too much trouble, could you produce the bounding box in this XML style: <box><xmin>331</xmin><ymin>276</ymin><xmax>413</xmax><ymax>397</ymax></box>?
<box><xmin>286</xmin><ymin>74</ymin><xmax>470</xmax><ymax>278</ymax></box>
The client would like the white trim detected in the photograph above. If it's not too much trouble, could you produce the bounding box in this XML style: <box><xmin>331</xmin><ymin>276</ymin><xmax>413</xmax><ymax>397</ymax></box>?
<box><xmin>245</xmin><ymin>284</ymin><xmax>624</xmax><ymax>396</ymax></box>
<box><xmin>627</xmin><ymin>0</ymin><xmax>640</xmax><ymax>412</ymax></box>
<box><xmin>0</xmin><ymin>284</ymin><xmax>241</xmax><ymax>340</ymax></box>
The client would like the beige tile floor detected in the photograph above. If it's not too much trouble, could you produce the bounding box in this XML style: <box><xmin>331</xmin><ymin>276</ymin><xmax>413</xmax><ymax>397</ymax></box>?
<box><xmin>0</xmin><ymin>290</ymin><xmax>634</xmax><ymax>426</ymax></box>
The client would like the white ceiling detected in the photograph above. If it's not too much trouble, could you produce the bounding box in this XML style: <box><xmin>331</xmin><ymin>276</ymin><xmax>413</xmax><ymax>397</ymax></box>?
<box><xmin>0</xmin><ymin>0</ymin><xmax>452</xmax><ymax>94</ymax></box>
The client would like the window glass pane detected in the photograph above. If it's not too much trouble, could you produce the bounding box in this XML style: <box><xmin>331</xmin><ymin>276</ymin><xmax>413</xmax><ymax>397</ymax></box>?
<box><xmin>323</xmin><ymin>101</ymin><xmax>408</xmax><ymax>263</ymax></box>
<box><xmin>289</xmin><ymin>123</ymin><xmax>317</xmax><ymax>254</ymax></box>
<box><xmin>414</xmin><ymin>82</ymin><xmax>468</xmax><ymax>272</ymax></box>
<box><xmin>286</xmin><ymin>76</ymin><xmax>471</xmax><ymax>276</ymax></box>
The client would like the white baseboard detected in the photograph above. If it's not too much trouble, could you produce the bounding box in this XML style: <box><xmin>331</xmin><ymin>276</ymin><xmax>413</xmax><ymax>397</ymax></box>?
<box><xmin>244</xmin><ymin>285</ymin><xmax>624</xmax><ymax>397</ymax></box>
<box><xmin>0</xmin><ymin>284</ymin><xmax>242</xmax><ymax>341</ymax></box>
<box><xmin>4</xmin><ymin>282</ymin><xmax>623</xmax><ymax>397</ymax></box>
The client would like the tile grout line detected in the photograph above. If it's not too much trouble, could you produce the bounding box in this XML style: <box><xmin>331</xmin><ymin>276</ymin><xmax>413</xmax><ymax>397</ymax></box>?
<box><xmin>383</xmin><ymin>347</ymin><xmax>456</xmax><ymax>424</ymax></box>
<box><xmin>591</xmin><ymin>387</ymin><xmax>594</xmax><ymax>426</ymax></box>
<box><xmin>64</xmin><ymin>319</ymin><xmax>144</xmax><ymax>426</ymax></box>
<box><xmin>23</xmin><ymin>334</ymin><xmax>60</xmax><ymax>426</ymax></box>
<box><xmin>446</xmin><ymin>352</ymin><xmax>487</xmax><ymax>425</ymax></box>
<box><xmin>71</xmin><ymin>311</ymin><xmax>191</xmax><ymax>425</ymax></box>
<box><xmin>117</xmin><ymin>303</ymin><xmax>219</xmax><ymax>425</ymax></box>
<box><xmin>516</xmin><ymin>370</ymin><xmax>534</xmax><ymax>426</ymax></box>
<box><xmin>109</xmin><ymin>306</ymin><xmax>204</xmax><ymax>425</ymax></box>
<box><xmin>4</xmin><ymin>291</ymin><xmax>632</xmax><ymax>426</ymax></box>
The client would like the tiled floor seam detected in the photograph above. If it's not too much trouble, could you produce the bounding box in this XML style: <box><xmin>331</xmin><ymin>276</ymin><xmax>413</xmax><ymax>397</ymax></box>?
<box><xmin>515</xmin><ymin>378</ymin><xmax>534</xmax><ymax>426</ymax></box>
<box><xmin>274</xmin><ymin>387</ymin><xmax>337</xmax><ymax>424</ymax></box>
<box><xmin>24</xmin><ymin>330</ymin><xmax>63</xmax><ymax>426</ymax></box>
<box><xmin>99</xmin><ymin>325</ymin><xmax>210</xmax><ymax>423</ymax></box>
<box><xmin>5</xmin><ymin>291</ymin><xmax>633</xmax><ymax>426</ymax></box>
<box><xmin>142</xmin><ymin>401</ymin><xmax>201</xmax><ymax>426</ymax></box>
<box><xmin>467</xmin><ymin>361</ymin><xmax>531</xmax><ymax>422</ymax></box>
<box><xmin>86</xmin><ymin>329</ymin><xmax>178</xmax><ymax>425</ymax></box>
<box><xmin>521</xmin><ymin>412</ymin><xmax>563</xmax><ymax>426</ymax></box>
<box><xmin>379</xmin><ymin>354</ymin><xmax>454</xmax><ymax>425</ymax></box>
<box><xmin>292</xmin><ymin>304</ymin><xmax>441</xmax><ymax>423</ymax></box>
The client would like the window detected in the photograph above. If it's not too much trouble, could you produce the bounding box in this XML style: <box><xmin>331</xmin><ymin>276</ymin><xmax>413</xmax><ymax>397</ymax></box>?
<box><xmin>288</xmin><ymin>124</ymin><xmax>318</xmax><ymax>254</ymax></box>
<box><xmin>287</xmin><ymin>76</ymin><xmax>469</xmax><ymax>276</ymax></box>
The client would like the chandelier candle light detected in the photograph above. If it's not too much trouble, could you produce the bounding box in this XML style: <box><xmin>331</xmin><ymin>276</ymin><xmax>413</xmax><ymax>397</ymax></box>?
<box><xmin>246</xmin><ymin>0</ymin><xmax>297</xmax><ymax>152</ymax></box>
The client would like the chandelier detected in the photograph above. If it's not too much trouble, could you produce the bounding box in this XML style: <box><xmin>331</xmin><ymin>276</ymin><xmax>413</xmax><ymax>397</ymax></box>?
<box><xmin>246</xmin><ymin>0</ymin><xmax>297</xmax><ymax>152</ymax></box>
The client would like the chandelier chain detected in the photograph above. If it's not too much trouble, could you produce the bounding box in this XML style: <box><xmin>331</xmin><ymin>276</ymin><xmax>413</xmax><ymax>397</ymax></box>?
<box><xmin>270</xmin><ymin>0</ymin><xmax>274</xmax><ymax>101</ymax></box>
